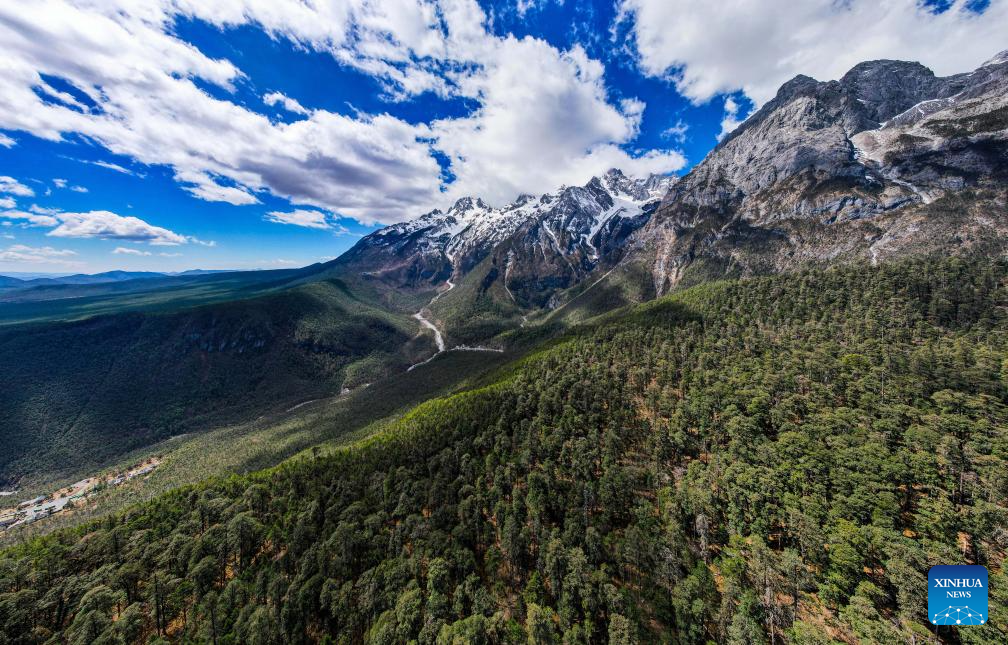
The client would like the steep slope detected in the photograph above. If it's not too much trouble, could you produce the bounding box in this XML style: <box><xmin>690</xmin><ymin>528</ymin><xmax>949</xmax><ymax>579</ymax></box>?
<box><xmin>1</xmin><ymin>346</ymin><xmax>519</xmax><ymax>545</ymax></box>
<box><xmin>489</xmin><ymin>170</ymin><xmax>673</xmax><ymax>308</ymax></box>
<box><xmin>0</xmin><ymin>277</ymin><xmax>433</xmax><ymax>487</ymax></box>
<box><xmin>629</xmin><ymin>53</ymin><xmax>1008</xmax><ymax>294</ymax></box>
<box><xmin>3</xmin><ymin>258</ymin><xmax>1005</xmax><ymax>644</ymax></box>
<box><xmin>339</xmin><ymin>169</ymin><xmax>674</xmax><ymax>343</ymax></box>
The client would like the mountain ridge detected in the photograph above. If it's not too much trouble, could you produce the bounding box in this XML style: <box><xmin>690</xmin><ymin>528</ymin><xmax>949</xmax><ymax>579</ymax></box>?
<box><xmin>338</xmin><ymin>51</ymin><xmax>1007</xmax><ymax>322</ymax></box>
<box><xmin>338</xmin><ymin>168</ymin><xmax>675</xmax><ymax>292</ymax></box>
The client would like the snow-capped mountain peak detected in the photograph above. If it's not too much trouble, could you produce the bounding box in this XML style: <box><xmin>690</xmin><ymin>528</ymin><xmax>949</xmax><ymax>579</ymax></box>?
<box><xmin>343</xmin><ymin>169</ymin><xmax>678</xmax><ymax>290</ymax></box>
<box><xmin>526</xmin><ymin>171</ymin><xmax>676</xmax><ymax>262</ymax></box>
<box><xmin>982</xmin><ymin>49</ymin><xmax>1008</xmax><ymax>68</ymax></box>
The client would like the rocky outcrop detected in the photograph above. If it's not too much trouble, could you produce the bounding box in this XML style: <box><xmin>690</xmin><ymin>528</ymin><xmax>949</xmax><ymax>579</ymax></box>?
<box><xmin>633</xmin><ymin>52</ymin><xmax>1008</xmax><ymax>295</ymax></box>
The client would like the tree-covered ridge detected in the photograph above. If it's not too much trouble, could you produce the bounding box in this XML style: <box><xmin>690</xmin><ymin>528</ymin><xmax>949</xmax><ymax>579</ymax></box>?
<box><xmin>2</xmin><ymin>258</ymin><xmax>1006</xmax><ymax>644</ymax></box>
<box><xmin>0</xmin><ymin>277</ymin><xmax>431</xmax><ymax>487</ymax></box>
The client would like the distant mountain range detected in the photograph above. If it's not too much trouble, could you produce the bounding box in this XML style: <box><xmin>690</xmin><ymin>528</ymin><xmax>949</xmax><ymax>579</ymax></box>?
<box><xmin>338</xmin><ymin>168</ymin><xmax>674</xmax><ymax>305</ymax></box>
<box><xmin>0</xmin><ymin>268</ymin><xmax>231</xmax><ymax>289</ymax></box>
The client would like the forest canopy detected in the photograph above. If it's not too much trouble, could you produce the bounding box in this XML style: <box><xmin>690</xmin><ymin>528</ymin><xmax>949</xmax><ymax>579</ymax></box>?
<box><xmin>1</xmin><ymin>257</ymin><xmax>1006</xmax><ymax>644</ymax></box>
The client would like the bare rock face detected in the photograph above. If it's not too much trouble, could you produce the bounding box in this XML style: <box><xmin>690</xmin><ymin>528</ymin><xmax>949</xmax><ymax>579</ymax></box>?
<box><xmin>338</xmin><ymin>169</ymin><xmax>675</xmax><ymax>306</ymax></box>
<box><xmin>839</xmin><ymin>60</ymin><xmax>968</xmax><ymax>126</ymax></box>
<box><xmin>491</xmin><ymin>169</ymin><xmax>674</xmax><ymax>307</ymax></box>
<box><xmin>634</xmin><ymin>53</ymin><xmax>1008</xmax><ymax>295</ymax></box>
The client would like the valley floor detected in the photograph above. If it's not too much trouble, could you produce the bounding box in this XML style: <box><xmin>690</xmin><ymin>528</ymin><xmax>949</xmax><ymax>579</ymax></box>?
<box><xmin>0</xmin><ymin>347</ymin><xmax>516</xmax><ymax>547</ymax></box>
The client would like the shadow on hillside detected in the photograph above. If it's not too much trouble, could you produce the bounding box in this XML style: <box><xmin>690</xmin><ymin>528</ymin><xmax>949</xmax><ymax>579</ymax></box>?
<box><xmin>553</xmin><ymin>279</ymin><xmax>637</xmax><ymax>325</ymax></box>
<box><xmin>228</xmin><ymin>349</ymin><xmax>517</xmax><ymax>476</ymax></box>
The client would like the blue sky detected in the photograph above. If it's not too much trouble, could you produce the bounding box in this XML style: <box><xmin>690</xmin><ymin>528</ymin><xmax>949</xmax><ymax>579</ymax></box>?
<box><xmin>0</xmin><ymin>0</ymin><xmax>1003</xmax><ymax>274</ymax></box>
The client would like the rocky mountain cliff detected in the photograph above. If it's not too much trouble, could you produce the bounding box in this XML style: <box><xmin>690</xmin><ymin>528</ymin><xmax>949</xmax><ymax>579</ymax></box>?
<box><xmin>632</xmin><ymin>51</ymin><xmax>1008</xmax><ymax>294</ymax></box>
<box><xmin>337</xmin><ymin>51</ymin><xmax>1008</xmax><ymax>338</ymax></box>
<box><xmin>338</xmin><ymin>169</ymin><xmax>675</xmax><ymax>305</ymax></box>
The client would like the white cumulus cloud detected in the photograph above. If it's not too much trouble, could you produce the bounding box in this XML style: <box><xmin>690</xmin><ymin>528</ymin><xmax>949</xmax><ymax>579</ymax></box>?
<box><xmin>175</xmin><ymin>171</ymin><xmax>259</xmax><ymax>206</ymax></box>
<box><xmin>265</xmin><ymin>209</ymin><xmax>334</xmax><ymax>230</ymax></box>
<box><xmin>662</xmin><ymin>119</ymin><xmax>689</xmax><ymax>144</ymax></box>
<box><xmin>0</xmin><ymin>203</ymin><xmax>198</xmax><ymax>247</ymax></box>
<box><xmin>618</xmin><ymin>0</ymin><xmax>1008</xmax><ymax>105</ymax></box>
<box><xmin>717</xmin><ymin>97</ymin><xmax>746</xmax><ymax>141</ymax></box>
<box><xmin>0</xmin><ymin>243</ymin><xmax>79</xmax><ymax>265</ymax></box>
<box><xmin>0</xmin><ymin>176</ymin><xmax>34</xmax><ymax>197</ymax></box>
<box><xmin>263</xmin><ymin>92</ymin><xmax>310</xmax><ymax>116</ymax></box>
<box><xmin>47</xmin><ymin>210</ymin><xmax>189</xmax><ymax>245</ymax></box>
<box><xmin>0</xmin><ymin>0</ymin><xmax>685</xmax><ymax>224</ymax></box>
<box><xmin>431</xmin><ymin>38</ymin><xmax>685</xmax><ymax>206</ymax></box>
<box><xmin>74</xmin><ymin>158</ymin><xmax>137</xmax><ymax>175</ymax></box>
<box><xmin>0</xmin><ymin>209</ymin><xmax>60</xmax><ymax>227</ymax></box>
<box><xmin>113</xmin><ymin>246</ymin><xmax>152</xmax><ymax>256</ymax></box>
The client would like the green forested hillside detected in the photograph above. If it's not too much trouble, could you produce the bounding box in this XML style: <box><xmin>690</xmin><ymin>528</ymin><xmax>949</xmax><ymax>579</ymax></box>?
<box><xmin>0</xmin><ymin>348</ymin><xmax>518</xmax><ymax>548</ymax></box>
<box><xmin>2</xmin><ymin>258</ymin><xmax>1006</xmax><ymax>644</ymax></box>
<box><xmin>0</xmin><ymin>278</ymin><xmax>432</xmax><ymax>487</ymax></box>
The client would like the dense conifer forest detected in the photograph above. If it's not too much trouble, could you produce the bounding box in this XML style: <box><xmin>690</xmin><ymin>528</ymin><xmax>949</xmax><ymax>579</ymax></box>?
<box><xmin>1</xmin><ymin>257</ymin><xmax>1006</xmax><ymax>644</ymax></box>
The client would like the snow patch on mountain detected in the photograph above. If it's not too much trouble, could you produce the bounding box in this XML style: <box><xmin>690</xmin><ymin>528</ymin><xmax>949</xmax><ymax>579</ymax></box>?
<box><xmin>982</xmin><ymin>50</ymin><xmax>1008</xmax><ymax>68</ymax></box>
<box><xmin>356</xmin><ymin>168</ymin><xmax>677</xmax><ymax>273</ymax></box>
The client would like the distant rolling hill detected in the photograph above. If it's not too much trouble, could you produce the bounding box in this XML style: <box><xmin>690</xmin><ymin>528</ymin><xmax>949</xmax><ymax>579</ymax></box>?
<box><xmin>0</xmin><ymin>268</ymin><xmax>232</xmax><ymax>288</ymax></box>
<box><xmin>16</xmin><ymin>270</ymin><xmax>173</xmax><ymax>285</ymax></box>
<box><xmin>0</xmin><ymin>266</ymin><xmax>321</xmax><ymax>323</ymax></box>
